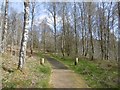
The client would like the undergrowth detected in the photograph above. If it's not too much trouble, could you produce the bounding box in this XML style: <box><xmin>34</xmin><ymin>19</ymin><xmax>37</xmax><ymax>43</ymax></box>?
<box><xmin>2</xmin><ymin>52</ymin><xmax>51</xmax><ymax>88</ymax></box>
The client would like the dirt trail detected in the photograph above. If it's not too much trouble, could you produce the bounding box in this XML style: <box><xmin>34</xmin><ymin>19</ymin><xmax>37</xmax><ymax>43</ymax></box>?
<box><xmin>46</xmin><ymin>57</ymin><xmax>89</xmax><ymax>88</ymax></box>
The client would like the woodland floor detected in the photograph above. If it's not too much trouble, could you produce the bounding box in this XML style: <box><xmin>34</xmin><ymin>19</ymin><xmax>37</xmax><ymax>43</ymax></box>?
<box><xmin>1</xmin><ymin>51</ymin><xmax>118</xmax><ymax>88</ymax></box>
<box><xmin>1</xmin><ymin>51</ymin><xmax>51</xmax><ymax>88</ymax></box>
<box><xmin>46</xmin><ymin>56</ymin><xmax>89</xmax><ymax>88</ymax></box>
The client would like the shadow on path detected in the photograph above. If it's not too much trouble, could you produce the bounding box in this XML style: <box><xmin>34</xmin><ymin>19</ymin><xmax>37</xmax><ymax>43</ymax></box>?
<box><xmin>46</xmin><ymin>57</ymin><xmax>68</xmax><ymax>69</ymax></box>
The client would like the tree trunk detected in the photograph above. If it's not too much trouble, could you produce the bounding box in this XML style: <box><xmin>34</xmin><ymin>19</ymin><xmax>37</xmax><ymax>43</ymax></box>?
<box><xmin>0</xmin><ymin>10</ymin><xmax>2</xmax><ymax>52</ymax></box>
<box><xmin>88</xmin><ymin>2</ymin><xmax>94</xmax><ymax>60</ymax></box>
<box><xmin>61</xmin><ymin>36</ymin><xmax>64</xmax><ymax>57</ymax></box>
<box><xmin>118</xmin><ymin>2</ymin><xmax>120</xmax><ymax>28</ymax></box>
<box><xmin>79</xmin><ymin>3</ymin><xmax>85</xmax><ymax>56</ymax></box>
<box><xmin>11</xmin><ymin>15</ymin><xmax>16</xmax><ymax>56</ymax></box>
<box><xmin>118</xmin><ymin>2</ymin><xmax>120</xmax><ymax>62</ymax></box>
<box><xmin>98</xmin><ymin>7</ymin><xmax>104</xmax><ymax>60</ymax></box>
<box><xmin>1</xmin><ymin>0</ymin><xmax>8</xmax><ymax>53</ymax></box>
<box><xmin>74</xmin><ymin>2</ymin><xmax>78</xmax><ymax>56</ymax></box>
<box><xmin>98</xmin><ymin>3</ymin><xmax>106</xmax><ymax>60</ymax></box>
<box><xmin>61</xmin><ymin>3</ymin><xmax>65</xmax><ymax>57</ymax></box>
<box><xmin>83</xmin><ymin>2</ymin><xmax>88</xmax><ymax>57</ymax></box>
<box><xmin>43</xmin><ymin>25</ymin><xmax>46</xmax><ymax>53</ymax></box>
<box><xmin>53</xmin><ymin>3</ymin><xmax>57</xmax><ymax>53</ymax></box>
<box><xmin>100</xmin><ymin>26</ymin><xmax>104</xmax><ymax>60</ymax></box>
<box><xmin>18</xmin><ymin>0</ymin><xmax>29</xmax><ymax>70</ymax></box>
<box><xmin>30</xmin><ymin>2</ymin><xmax>35</xmax><ymax>56</ymax></box>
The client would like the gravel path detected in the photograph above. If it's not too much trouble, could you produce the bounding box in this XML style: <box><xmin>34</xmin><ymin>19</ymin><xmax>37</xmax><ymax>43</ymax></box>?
<box><xmin>46</xmin><ymin>57</ymin><xmax>89</xmax><ymax>88</ymax></box>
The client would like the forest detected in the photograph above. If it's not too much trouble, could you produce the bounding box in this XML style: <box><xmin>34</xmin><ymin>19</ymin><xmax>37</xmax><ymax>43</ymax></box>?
<box><xmin>0</xmin><ymin>0</ymin><xmax>119</xmax><ymax>88</ymax></box>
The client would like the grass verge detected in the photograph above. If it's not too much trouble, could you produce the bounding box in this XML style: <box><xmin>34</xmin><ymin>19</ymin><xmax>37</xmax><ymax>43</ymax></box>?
<box><xmin>50</xmin><ymin>53</ymin><xmax>118</xmax><ymax>88</ymax></box>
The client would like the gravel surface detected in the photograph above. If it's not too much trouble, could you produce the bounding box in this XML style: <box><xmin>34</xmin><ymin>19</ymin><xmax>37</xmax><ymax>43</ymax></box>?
<box><xmin>47</xmin><ymin>57</ymin><xmax>89</xmax><ymax>88</ymax></box>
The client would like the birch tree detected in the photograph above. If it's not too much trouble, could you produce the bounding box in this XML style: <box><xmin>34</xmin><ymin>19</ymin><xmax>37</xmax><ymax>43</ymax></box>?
<box><xmin>97</xmin><ymin>3</ymin><xmax>106</xmax><ymax>60</ymax></box>
<box><xmin>118</xmin><ymin>2</ymin><xmax>120</xmax><ymax>29</ymax></box>
<box><xmin>53</xmin><ymin>2</ymin><xmax>57</xmax><ymax>53</ymax></box>
<box><xmin>0</xmin><ymin>2</ymin><xmax>4</xmax><ymax>53</ymax></box>
<box><xmin>30</xmin><ymin>1</ymin><xmax>36</xmax><ymax>56</ymax></box>
<box><xmin>78</xmin><ymin>2</ymin><xmax>87</xmax><ymax>56</ymax></box>
<box><xmin>111</xmin><ymin>3</ymin><xmax>118</xmax><ymax>60</ymax></box>
<box><xmin>61</xmin><ymin>3</ymin><xmax>66</xmax><ymax>57</ymax></box>
<box><xmin>74</xmin><ymin>2</ymin><xmax>78</xmax><ymax>57</ymax></box>
<box><xmin>18</xmin><ymin>0</ymin><xmax>29</xmax><ymax>70</ymax></box>
<box><xmin>87</xmin><ymin>2</ymin><xmax>94</xmax><ymax>60</ymax></box>
<box><xmin>40</xmin><ymin>19</ymin><xmax>47</xmax><ymax>53</ymax></box>
<box><xmin>118</xmin><ymin>2</ymin><xmax>120</xmax><ymax>60</ymax></box>
<box><xmin>118</xmin><ymin>2</ymin><xmax>120</xmax><ymax>61</ymax></box>
<box><xmin>83</xmin><ymin>3</ymin><xmax>89</xmax><ymax>57</ymax></box>
<box><xmin>48</xmin><ymin>2</ymin><xmax>57</xmax><ymax>53</ymax></box>
<box><xmin>1</xmin><ymin>0</ymin><xmax>8</xmax><ymax>53</ymax></box>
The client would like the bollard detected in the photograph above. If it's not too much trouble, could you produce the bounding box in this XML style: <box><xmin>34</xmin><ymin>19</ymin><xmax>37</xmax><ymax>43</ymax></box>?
<box><xmin>74</xmin><ymin>57</ymin><xmax>78</xmax><ymax>65</ymax></box>
<box><xmin>40</xmin><ymin>58</ymin><xmax>45</xmax><ymax>65</ymax></box>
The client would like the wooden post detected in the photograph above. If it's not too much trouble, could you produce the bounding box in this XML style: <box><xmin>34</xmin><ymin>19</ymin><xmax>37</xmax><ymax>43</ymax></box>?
<box><xmin>74</xmin><ymin>57</ymin><xmax>78</xmax><ymax>65</ymax></box>
<box><xmin>40</xmin><ymin>58</ymin><xmax>45</xmax><ymax>65</ymax></box>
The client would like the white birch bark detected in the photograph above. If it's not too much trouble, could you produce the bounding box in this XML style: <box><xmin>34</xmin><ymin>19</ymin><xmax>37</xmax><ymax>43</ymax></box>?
<box><xmin>1</xmin><ymin>0</ymin><xmax>8</xmax><ymax>53</ymax></box>
<box><xmin>18</xmin><ymin>0</ymin><xmax>29</xmax><ymax>70</ymax></box>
